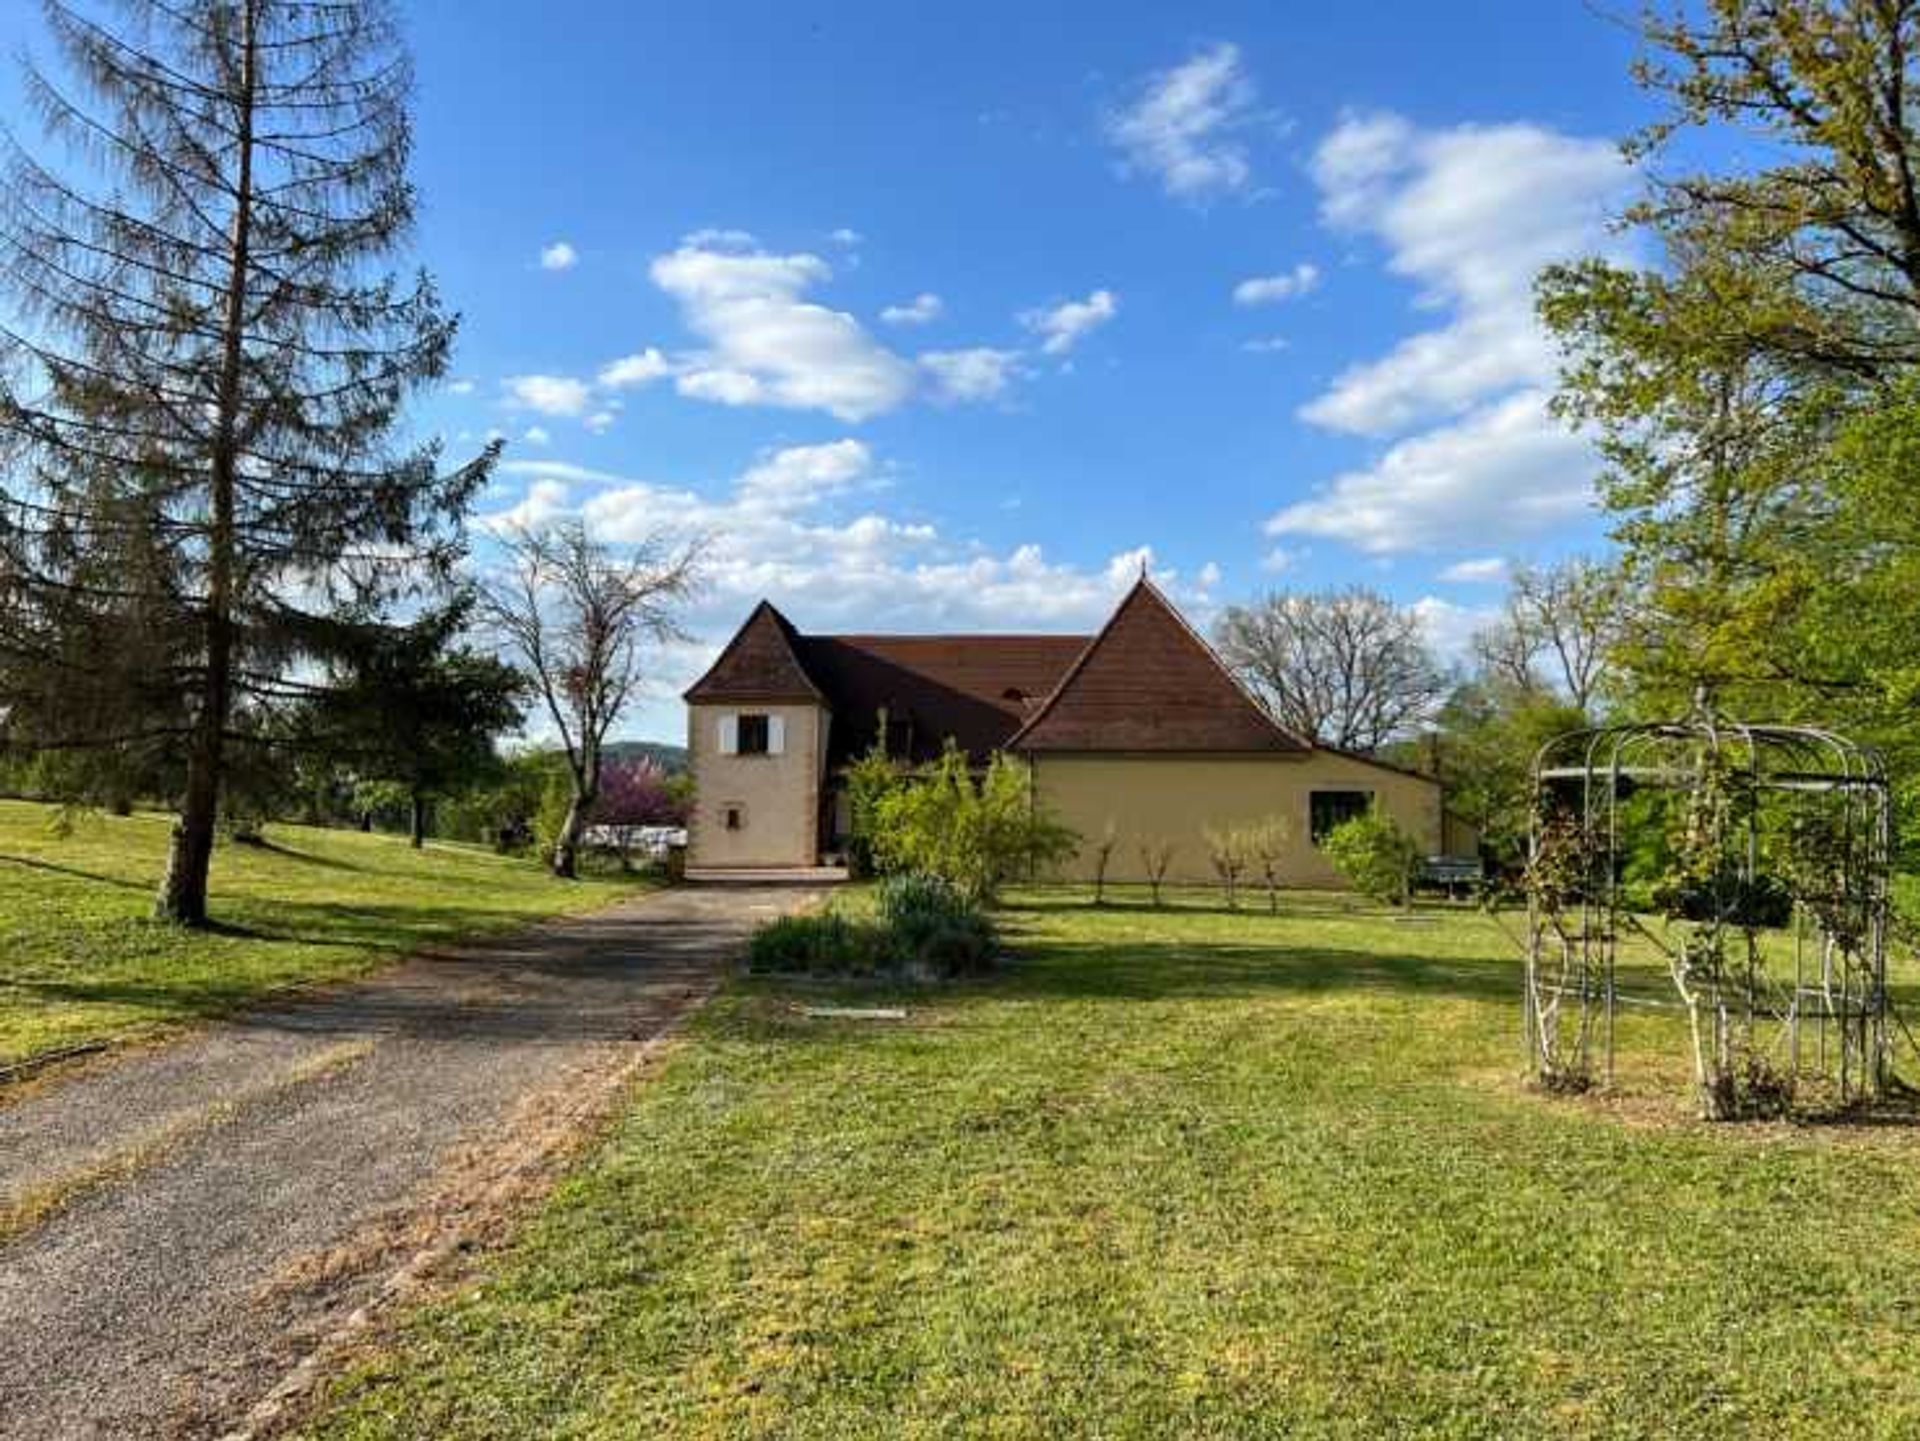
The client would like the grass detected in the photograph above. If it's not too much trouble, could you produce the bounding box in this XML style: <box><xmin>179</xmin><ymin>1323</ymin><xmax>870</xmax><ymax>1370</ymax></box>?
<box><xmin>0</xmin><ymin>798</ymin><xmax>647</xmax><ymax>1069</ymax></box>
<box><xmin>297</xmin><ymin>883</ymin><xmax>1920</xmax><ymax>1439</ymax></box>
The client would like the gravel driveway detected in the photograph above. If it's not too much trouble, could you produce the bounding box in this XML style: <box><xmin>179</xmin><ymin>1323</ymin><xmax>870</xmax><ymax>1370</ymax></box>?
<box><xmin>0</xmin><ymin>882</ymin><xmax>811</xmax><ymax>1440</ymax></box>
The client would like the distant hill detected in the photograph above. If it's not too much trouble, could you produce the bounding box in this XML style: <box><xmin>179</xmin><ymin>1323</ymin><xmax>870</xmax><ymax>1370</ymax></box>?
<box><xmin>603</xmin><ymin>739</ymin><xmax>690</xmax><ymax>774</ymax></box>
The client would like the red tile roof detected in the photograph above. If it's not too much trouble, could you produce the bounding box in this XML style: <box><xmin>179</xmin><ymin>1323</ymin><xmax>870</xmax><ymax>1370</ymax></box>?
<box><xmin>682</xmin><ymin>601</ymin><xmax>822</xmax><ymax>705</ymax></box>
<box><xmin>686</xmin><ymin>579</ymin><xmax>1316</xmax><ymax>763</ymax></box>
<box><xmin>800</xmin><ymin>634</ymin><xmax>1088</xmax><ymax>766</ymax></box>
<box><xmin>1007</xmin><ymin>578</ymin><xmax>1311</xmax><ymax>753</ymax></box>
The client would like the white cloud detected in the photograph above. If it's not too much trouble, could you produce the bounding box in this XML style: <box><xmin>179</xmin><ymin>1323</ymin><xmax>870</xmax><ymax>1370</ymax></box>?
<box><xmin>1260</xmin><ymin>546</ymin><xmax>1298</xmax><ymax>573</ymax></box>
<box><xmin>1268</xmin><ymin>388</ymin><xmax>1597</xmax><ymax>554</ymax></box>
<box><xmin>1022</xmin><ymin>289</ymin><xmax>1118</xmax><ymax>356</ymax></box>
<box><xmin>597</xmin><ymin>349</ymin><xmax>672</xmax><ymax>388</ymax></box>
<box><xmin>649</xmin><ymin>235</ymin><xmax>917</xmax><ymax>421</ymax></box>
<box><xmin>485</xmin><ymin>477</ymin><xmax>572</xmax><ymax>533</ymax></box>
<box><xmin>585</xmin><ymin>410</ymin><xmax>616</xmax><ymax>434</ymax></box>
<box><xmin>920</xmin><ymin>347</ymin><xmax>1021</xmax><ymax>403</ymax></box>
<box><xmin>1439</xmin><ymin>556</ymin><xmax>1508</xmax><ymax>583</ymax></box>
<box><xmin>539</xmin><ymin>240</ymin><xmax>579</xmax><ymax>272</ymax></box>
<box><xmin>481</xmin><ymin>448</ymin><xmax>1212</xmax><ymax>684</ymax></box>
<box><xmin>1301</xmin><ymin>111</ymin><xmax>1627</xmax><ymax>437</ymax></box>
<box><xmin>1273</xmin><ymin>110</ymin><xmax>1626</xmax><ymax>560</ymax></box>
<box><xmin>504</xmin><ymin>374</ymin><xmax>593</xmax><ymax>417</ymax></box>
<box><xmin>881</xmin><ymin>292</ymin><xmax>944</xmax><ymax>326</ymax></box>
<box><xmin>1106</xmin><ymin>42</ymin><xmax>1259</xmax><ymax>201</ymax></box>
<box><xmin>1241</xmin><ymin>336</ymin><xmax>1290</xmax><ymax>354</ymax></box>
<box><xmin>830</xmin><ymin>227</ymin><xmax>863</xmax><ymax>247</ymax></box>
<box><xmin>522</xmin><ymin>425</ymin><xmax>551</xmax><ymax>446</ymax></box>
<box><xmin>1411</xmin><ymin>596</ymin><xmax>1501</xmax><ymax>663</ymax></box>
<box><xmin>684</xmin><ymin>227</ymin><xmax>757</xmax><ymax>250</ymax></box>
<box><xmin>1233</xmin><ymin>263</ymin><xmax>1320</xmax><ymax>306</ymax></box>
<box><xmin>445</xmin><ymin>378</ymin><xmax>476</xmax><ymax>396</ymax></box>
<box><xmin>735</xmin><ymin>438</ymin><xmax>876</xmax><ymax>511</ymax></box>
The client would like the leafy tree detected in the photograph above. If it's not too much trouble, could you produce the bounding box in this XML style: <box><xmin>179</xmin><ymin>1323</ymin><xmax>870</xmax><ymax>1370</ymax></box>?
<box><xmin>479</xmin><ymin>520</ymin><xmax>700</xmax><ymax>878</ymax></box>
<box><xmin>1419</xmin><ymin>677</ymin><xmax>1589</xmax><ymax>870</ymax></box>
<box><xmin>307</xmin><ymin>601</ymin><xmax>526</xmax><ymax>847</ymax></box>
<box><xmin>589</xmin><ymin>756</ymin><xmax>689</xmax><ymax>870</ymax></box>
<box><xmin>1214</xmin><ymin>586</ymin><xmax>1447</xmax><ymax>752</ymax></box>
<box><xmin>870</xmin><ymin>744</ymin><xmax>1078</xmax><ymax>904</ymax></box>
<box><xmin>0</xmin><ymin>0</ymin><xmax>492</xmax><ymax>923</ymax></box>
<box><xmin>1536</xmin><ymin>0</ymin><xmax>1920</xmax><ymax>859</ymax></box>
<box><xmin>433</xmin><ymin>747</ymin><xmax>560</xmax><ymax>852</ymax></box>
<box><xmin>1320</xmin><ymin>807</ymin><xmax>1420</xmax><ymax>907</ymax></box>
<box><xmin>1620</xmin><ymin>0</ymin><xmax>1920</xmax><ymax>379</ymax></box>
<box><xmin>842</xmin><ymin>719</ymin><xmax>906</xmax><ymax>878</ymax></box>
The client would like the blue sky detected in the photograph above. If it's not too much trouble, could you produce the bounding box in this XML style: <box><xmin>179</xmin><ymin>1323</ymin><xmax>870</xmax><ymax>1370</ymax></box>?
<box><xmin>0</xmin><ymin>2</ymin><xmax>1659</xmax><ymax>742</ymax></box>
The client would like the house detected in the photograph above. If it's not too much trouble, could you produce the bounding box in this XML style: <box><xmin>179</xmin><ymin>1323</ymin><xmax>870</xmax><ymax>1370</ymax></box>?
<box><xmin>682</xmin><ymin>577</ymin><xmax>1466</xmax><ymax>885</ymax></box>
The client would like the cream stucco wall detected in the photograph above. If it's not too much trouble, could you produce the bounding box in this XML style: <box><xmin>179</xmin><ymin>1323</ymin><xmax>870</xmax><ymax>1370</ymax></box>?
<box><xmin>1029</xmin><ymin>751</ymin><xmax>1443</xmax><ymax>888</ymax></box>
<box><xmin>686</xmin><ymin>702</ymin><xmax>828</xmax><ymax>867</ymax></box>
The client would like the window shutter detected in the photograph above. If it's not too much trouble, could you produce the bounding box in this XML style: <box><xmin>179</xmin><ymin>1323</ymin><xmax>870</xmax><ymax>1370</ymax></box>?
<box><xmin>717</xmin><ymin>714</ymin><xmax>738</xmax><ymax>755</ymax></box>
<box><xmin>767</xmin><ymin>715</ymin><xmax>786</xmax><ymax>756</ymax></box>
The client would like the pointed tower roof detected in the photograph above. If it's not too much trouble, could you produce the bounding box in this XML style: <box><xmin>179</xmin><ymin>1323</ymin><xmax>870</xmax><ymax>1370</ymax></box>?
<box><xmin>683</xmin><ymin>600</ymin><xmax>825</xmax><ymax>705</ymax></box>
<box><xmin>1008</xmin><ymin>578</ymin><xmax>1310</xmax><ymax>753</ymax></box>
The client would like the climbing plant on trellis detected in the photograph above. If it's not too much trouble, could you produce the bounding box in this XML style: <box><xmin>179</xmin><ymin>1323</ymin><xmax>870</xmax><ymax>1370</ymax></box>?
<box><xmin>1522</xmin><ymin>712</ymin><xmax>1892</xmax><ymax>1120</ymax></box>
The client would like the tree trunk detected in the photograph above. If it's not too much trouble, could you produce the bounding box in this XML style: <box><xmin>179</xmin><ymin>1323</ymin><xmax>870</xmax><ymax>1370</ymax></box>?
<box><xmin>409</xmin><ymin>789</ymin><xmax>427</xmax><ymax>849</ymax></box>
<box><xmin>155</xmin><ymin>741</ymin><xmax>219</xmax><ymax>925</ymax></box>
<box><xmin>551</xmin><ymin>747</ymin><xmax>599</xmax><ymax>880</ymax></box>
<box><xmin>153</xmin><ymin>1</ymin><xmax>256</xmax><ymax>927</ymax></box>
<box><xmin>550</xmin><ymin>791</ymin><xmax>585</xmax><ymax>878</ymax></box>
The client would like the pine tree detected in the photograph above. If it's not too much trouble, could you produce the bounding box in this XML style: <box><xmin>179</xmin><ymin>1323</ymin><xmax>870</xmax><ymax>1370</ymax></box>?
<box><xmin>0</xmin><ymin>1</ymin><xmax>494</xmax><ymax>923</ymax></box>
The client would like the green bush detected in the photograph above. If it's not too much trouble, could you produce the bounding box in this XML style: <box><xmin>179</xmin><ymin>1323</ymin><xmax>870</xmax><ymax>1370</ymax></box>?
<box><xmin>1320</xmin><ymin>807</ymin><xmax>1421</xmax><ymax>906</ymax></box>
<box><xmin>878</xmin><ymin>872</ymin><xmax>998</xmax><ymax>975</ymax></box>
<box><xmin>870</xmin><ymin>744</ymin><xmax>1078</xmax><ymax>904</ymax></box>
<box><xmin>747</xmin><ymin>874</ymin><xmax>998</xmax><ymax>979</ymax></box>
<box><xmin>746</xmin><ymin>913</ymin><xmax>879</xmax><ymax>975</ymax></box>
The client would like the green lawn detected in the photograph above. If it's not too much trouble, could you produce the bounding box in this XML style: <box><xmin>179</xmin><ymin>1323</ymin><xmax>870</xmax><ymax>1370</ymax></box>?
<box><xmin>298</xmin><ymin>886</ymin><xmax>1920</xmax><ymax>1440</ymax></box>
<box><xmin>0</xmin><ymin>799</ymin><xmax>644</xmax><ymax>1068</ymax></box>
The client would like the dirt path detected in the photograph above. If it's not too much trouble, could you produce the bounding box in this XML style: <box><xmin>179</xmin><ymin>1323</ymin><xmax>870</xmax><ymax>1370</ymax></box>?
<box><xmin>0</xmin><ymin>883</ymin><xmax>811</xmax><ymax>1440</ymax></box>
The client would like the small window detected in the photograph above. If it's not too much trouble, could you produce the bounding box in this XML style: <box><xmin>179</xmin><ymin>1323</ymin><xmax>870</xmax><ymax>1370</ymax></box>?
<box><xmin>737</xmin><ymin>714</ymin><xmax>771</xmax><ymax>755</ymax></box>
<box><xmin>1310</xmin><ymin>790</ymin><xmax>1371</xmax><ymax>845</ymax></box>
<box><xmin>724</xmin><ymin>804</ymin><xmax>745</xmax><ymax>832</ymax></box>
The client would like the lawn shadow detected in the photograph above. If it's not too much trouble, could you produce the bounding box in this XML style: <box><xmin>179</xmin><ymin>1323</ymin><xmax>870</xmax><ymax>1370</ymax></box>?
<box><xmin>0</xmin><ymin>852</ymin><xmax>149</xmax><ymax>893</ymax></box>
<box><xmin>1000</xmin><ymin>935</ymin><xmax>1526</xmax><ymax>1006</ymax></box>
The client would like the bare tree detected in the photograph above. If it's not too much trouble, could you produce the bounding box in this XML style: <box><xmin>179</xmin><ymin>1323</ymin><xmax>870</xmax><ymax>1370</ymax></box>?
<box><xmin>0</xmin><ymin>0</ymin><xmax>488</xmax><ymax>925</ymax></box>
<box><xmin>1088</xmin><ymin>820</ymin><xmax>1119</xmax><ymax>906</ymax></box>
<box><xmin>1471</xmin><ymin>558</ymin><xmax>1621</xmax><ymax>712</ymax></box>
<box><xmin>1214</xmin><ymin>586</ymin><xmax>1446</xmax><ymax>752</ymax></box>
<box><xmin>1244</xmin><ymin>817</ymin><xmax>1290</xmax><ymax>915</ymax></box>
<box><xmin>1202</xmin><ymin>823</ymin><xmax>1247</xmax><ymax>910</ymax></box>
<box><xmin>480</xmin><ymin>521</ymin><xmax>699</xmax><ymax>878</ymax></box>
<box><xmin>1138</xmin><ymin>838</ymin><xmax>1174</xmax><ymax>907</ymax></box>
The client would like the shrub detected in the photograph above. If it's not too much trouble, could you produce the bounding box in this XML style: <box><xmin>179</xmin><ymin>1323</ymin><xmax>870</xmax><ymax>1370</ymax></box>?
<box><xmin>876</xmin><ymin>871</ymin><xmax>973</xmax><ymax>930</ymax></box>
<box><xmin>746</xmin><ymin>912</ymin><xmax>879</xmax><ymax>975</ymax></box>
<box><xmin>747</xmin><ymin>873</ymin><xmax>997</xmax><ymax>979</ymax></box>
<box><xmin>871</xmin><ymin>744</ymin><xmax>1078</xmax><ymax>904</ymax></box>
<box><xmin>878</xmin><ymin>872</ymin><xmax>997</xmax><ymax>976</ymax></box>
<box><xmin>843</xmin><ymin>730</ymin><xmax>907</xmax><ymax>879</ymax></box>
<box><xmin>1320</xmin><ymin>807</ymin><xmax>1420</xmax><ymax>906</ymax></box>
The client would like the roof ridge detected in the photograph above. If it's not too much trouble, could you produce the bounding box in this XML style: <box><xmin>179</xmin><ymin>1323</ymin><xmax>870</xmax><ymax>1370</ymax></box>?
<box><xmin>1006</xmin><ymin>576</ymin><xmax>1311</xmax><ymax>753</ymax></box>
<box><xmin>681</xmin><ymin>599</ymin><xmax>825</xmax><ymax>704</ymax></box>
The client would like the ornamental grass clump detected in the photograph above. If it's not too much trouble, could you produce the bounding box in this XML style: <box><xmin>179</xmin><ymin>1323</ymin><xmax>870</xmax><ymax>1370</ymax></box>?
<box><xmin>746</xmin><ymin>872</ymin><xmax>998</xmax><ymax>980</ymax></box>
